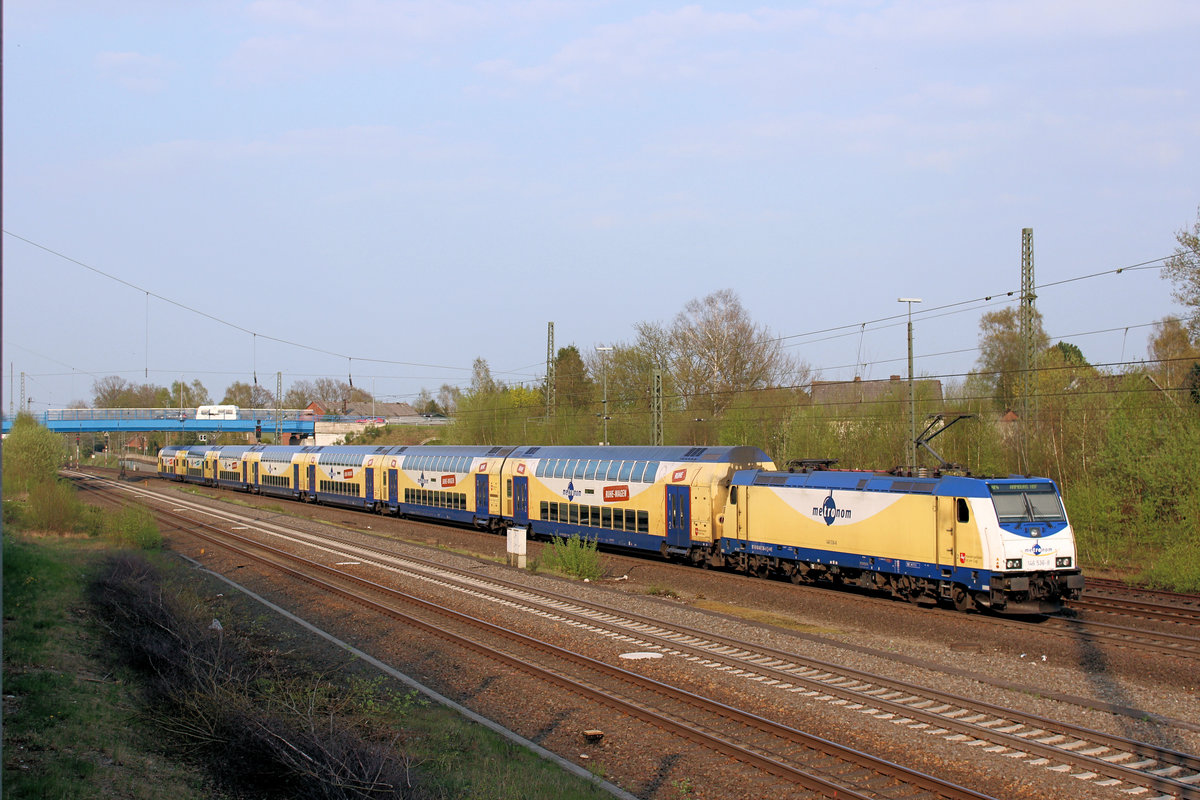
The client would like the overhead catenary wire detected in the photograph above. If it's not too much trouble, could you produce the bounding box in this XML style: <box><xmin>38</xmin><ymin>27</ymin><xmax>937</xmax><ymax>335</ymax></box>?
<box><xmin>4</xmin><ymin>229</ymin><xmax>1181</xmax><ymax>404</ymax></box>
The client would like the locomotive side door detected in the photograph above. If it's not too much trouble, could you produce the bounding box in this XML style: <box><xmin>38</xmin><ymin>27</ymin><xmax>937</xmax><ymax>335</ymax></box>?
<box><xmin>936</xmin><ymin>496</ymin><xmax>957</xmax><ymax>573</ymax></box>
<box><xmin>666</xmin><ymin>485</ymin><xmax>691</xmax><ymax>548</ymax></box>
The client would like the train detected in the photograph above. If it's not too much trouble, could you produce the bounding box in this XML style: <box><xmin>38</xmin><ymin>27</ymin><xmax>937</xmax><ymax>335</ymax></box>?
<box><xmin>156</xmin><ymin>443</ymin><xmax>1084</xmax><ymax>614</ymax></box>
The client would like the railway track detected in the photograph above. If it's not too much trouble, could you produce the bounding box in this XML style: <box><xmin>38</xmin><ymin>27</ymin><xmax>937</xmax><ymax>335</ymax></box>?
<box><xmin>75</xmin><ymin>472</ymin><xmax>994</xmax><ymax>800</ymax></box>
<box><xmin>77</xmin><ymin>472</ymin><xmax>1200</xmax><ymax>799</ymax></box>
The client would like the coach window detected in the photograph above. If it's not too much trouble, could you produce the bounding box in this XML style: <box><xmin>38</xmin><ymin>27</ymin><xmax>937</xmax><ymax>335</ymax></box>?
<box><xmin>507</xmin><ymin>479</ymin><xmax>512</xmax><ymax>498</ymax></box>
<box><xmin>625</xmin><ymin>509</ymin><xmax>637</xmax><ymax>530</ymax></box>
<box><xmin>645</xmin><ymin>462</ymin><xmax>660</xmax><ymax>482</ymax></box>
<box><xmin>612</xmin><ymin>509</ymin><xmax>624</xmax><ymax>531</ymax></box>
<box><xmin>590</xmin><ymin>506</ymin><xmax>601</xmax><ymax>526</ymax></box>
<box><xmin>584</xmin><ymin>461</ymin><xmax>597</xmax><ymax>480</ymax></box>
<box><xmin>569</xmin><ymin>505</ymin><xmax>579</xmax><ymax>524</ymax></box>
<box><xmin>957</xmin><ymin>498</ymin><xmax>970</xmax><ymax>523</ymax></box>
<box><xmin>618</xmin><ymin>461</ymin><xmax>633</xmax><ymax>482</ymax></box>
<box><xmin>601</xmin><ymin>507</ymin><xmax>612</xmax><ymax>527</ymax></box>
<box><xmin>637</xmin><ymin>511</ymin><xmax>649</xmax><ymax>533</ymax></box>
<box><xmin>609</xmin><ymin>462</ymin><xmax>623</xmax><ymax>481</ymax></box>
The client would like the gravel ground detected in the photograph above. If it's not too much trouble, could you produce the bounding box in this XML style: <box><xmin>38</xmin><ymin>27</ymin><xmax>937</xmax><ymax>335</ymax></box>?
<box><xmin>131</xmin><ymin>476</ymin><xmax>1200</xmax><ymax>800</ymax></box>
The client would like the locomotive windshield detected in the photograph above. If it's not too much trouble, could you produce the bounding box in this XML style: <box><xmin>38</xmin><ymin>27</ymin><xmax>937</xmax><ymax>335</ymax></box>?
<box><xmin>988</xmin><ymin>482</ymin><xmax>1066</xmax><ymax>524</ymax></box>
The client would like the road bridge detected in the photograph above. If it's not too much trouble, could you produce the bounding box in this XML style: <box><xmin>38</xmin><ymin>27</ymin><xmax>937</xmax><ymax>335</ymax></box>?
<box><xmin>2</xmin><ymin>408</ymin><xmax>316</xmax><ymax>436</ymax></box>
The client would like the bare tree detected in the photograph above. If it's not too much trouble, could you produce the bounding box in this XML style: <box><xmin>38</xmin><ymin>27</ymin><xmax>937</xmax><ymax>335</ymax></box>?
<box><xmin>666</xmin><ymin>289</ymin><xmax>802</xmax><ymax>416</ymax></box>
<box><xmin>221</xmin><ymin>381</ymin><xmax>276</xmax><ymax>408</ymax></box>
<box><xmin>437</xmin><ymin>383</ymin><xmax>461</xmax><ymax>414</ymax></box>
<box><xmin>1148</xmin><ymin>317</ymin><xmax>1200</xmax><ymax>388</ymax></box>
<box><xmin>973</xmin><ymin>307</ymin><xmax>1049</xmax><ymax>410</ymax></box>
<box><xmin>470</xmin><ymin>358</ymin><xmax>498</xmax><ymax>394</ymax></box>
<box><xmin>93</xmin><ymin>376</ymin><xmax>131</xmax><ymax>407</ymax></box>
<box><xmin>1163</xmin><ymin>206</ymin><xmax>1200</xmax><ymax>341</ymax></box>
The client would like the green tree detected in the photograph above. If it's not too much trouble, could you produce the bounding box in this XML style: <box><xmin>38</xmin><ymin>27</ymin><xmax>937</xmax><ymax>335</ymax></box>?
<box><xmin>553</xmin><ymin>346</ymin><xmax>594</xmax><ymax>411</ymax></box>
<box><xmin>1163</xmin><ymin>205</ymin><xmax>1200</xmax><ymax>341</ymax></box>
<box><xmin>2</xmin><ymin>414</ymin><xmax>66</xmax><ymax>493</ymax></box>
<box><xmin>164</xmin><ymin>379</ymin><xmax>212</xmax><ymax>409</ymax></box>
<box><xmin>1185</xmin><ymin>362</ymin><xmax>1200</xmax><ymax>404</ymax></box>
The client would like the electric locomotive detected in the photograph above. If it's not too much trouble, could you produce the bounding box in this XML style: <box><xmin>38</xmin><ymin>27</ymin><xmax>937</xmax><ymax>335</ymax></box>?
<box><xmin>721</xmin><ymin>463</ymin><xmax>1083</xmax><ymax>614</ymax></box>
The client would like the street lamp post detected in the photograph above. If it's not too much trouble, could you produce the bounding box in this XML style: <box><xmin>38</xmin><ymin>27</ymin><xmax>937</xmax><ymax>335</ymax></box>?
<box><xmin>898</xmin><ymin>298</ymin><xmax>922</xmax><ymax>472</ymax></box>
<box><xmin>596</xmin><ymin>345</ymin><xmax>613</xmax><ymax>445</ymax></box>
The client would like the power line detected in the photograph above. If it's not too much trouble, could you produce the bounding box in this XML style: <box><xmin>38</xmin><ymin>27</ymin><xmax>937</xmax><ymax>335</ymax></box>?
<box><xmin>4</xmin><ymin>228</ymin><xmax>1178</xmax><ymax>401</ymax></box>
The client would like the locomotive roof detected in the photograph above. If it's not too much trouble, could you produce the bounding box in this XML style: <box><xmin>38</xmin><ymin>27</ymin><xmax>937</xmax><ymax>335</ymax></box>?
<box><xmin>733</xmin><ymin>468</ymin><xmax>1058</xmax><ymax>498</ymax></box>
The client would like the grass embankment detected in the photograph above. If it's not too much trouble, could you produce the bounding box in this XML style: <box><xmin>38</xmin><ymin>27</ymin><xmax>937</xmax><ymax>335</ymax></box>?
<box><xmin>3</xmin><ymin>526</ymin><xmax>614</xmax><ymax>799</ymax></box>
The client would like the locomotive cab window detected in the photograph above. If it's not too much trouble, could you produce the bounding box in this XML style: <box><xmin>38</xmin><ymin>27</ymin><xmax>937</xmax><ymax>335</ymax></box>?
<box><xmin>957</xmin><ymin>497</ymin><xmax>969</xmax><ymax>523</ymax></box>
<box><xmin>988</xmin><ymin>483</ymin><xmax>1066</xmax><ymax>523</ymax></box>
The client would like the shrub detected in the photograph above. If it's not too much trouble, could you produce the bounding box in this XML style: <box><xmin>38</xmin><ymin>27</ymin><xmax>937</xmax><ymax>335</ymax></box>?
<box><xmin>105</xmin><ymin>505</ymin><xmax>161</xmax><ymax>550</ymax></box>
<box><xmin>26</xmin><ymin>479</ymin><xmax>85</xmax><ymax>533</ymax></box>
<box><xmin>539</xmin><ymin>535</ymin><xmax>603</xmax><ymax>581</ymax></box>
<box><xmin>2</xmin><ymin>414</ymin><xmax>65</xmax><ymax>493</ymax></box>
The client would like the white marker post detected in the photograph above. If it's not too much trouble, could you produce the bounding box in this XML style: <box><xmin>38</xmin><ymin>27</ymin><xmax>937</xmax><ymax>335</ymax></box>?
<box><xmin>507</xmin><ymin>527</ymin><xmax>527</xmax><ymax>569</ymax></box>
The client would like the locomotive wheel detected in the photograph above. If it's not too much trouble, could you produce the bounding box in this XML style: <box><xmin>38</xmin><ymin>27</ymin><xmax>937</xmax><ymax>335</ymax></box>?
<box><xmin>952</xmin><ymin>585</ymin><xmax>974</xmax><ymax>612</ymax></box>
<box><xmin>897</xmin><ymin>575</ymin><xmax>923</xmax><ymax>604</ymax></box>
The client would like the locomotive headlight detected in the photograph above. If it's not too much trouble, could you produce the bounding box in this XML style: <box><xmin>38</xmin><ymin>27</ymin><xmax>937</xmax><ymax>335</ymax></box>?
<box><xmin>1005</xmin><ymin>558</ymin><xmax>1022</xmax><ymax>570</ymax></box>
<box><xmin>1055</xmin><ymin>556</ymin><xmax>1072</xmax><ymax>568</ymax></box>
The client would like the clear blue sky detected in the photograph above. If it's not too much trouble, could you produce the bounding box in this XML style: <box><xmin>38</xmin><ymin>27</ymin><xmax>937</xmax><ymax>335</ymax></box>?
<box><xmin>4</xmin><ymin>1</ymin><xmax>1198</xmax><ymax>411</ymax></box>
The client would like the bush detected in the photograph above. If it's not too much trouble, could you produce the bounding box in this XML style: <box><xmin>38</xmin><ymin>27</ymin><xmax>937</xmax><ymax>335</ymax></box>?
<box><xmin>89</xmin><ymin>553</ymin><xmax>426</xmax><ymax>799</ymax></box>
<box><xmin>2</xmin><ymin>414</ymin><xmax>65</xmax><ymax>493</ymax></box>
<box><xmin>105</xmin><ymin>504</ymin><xmax>161</xmax><ymax>550</ymax></box>
<box><xmin>26</xmin><ymin>479</ymin><xmax>85</xmax><ymax>533</ymax></box>
<box><xmin>1141</xmin><ymin>535</ymin><xmax>1200</xmax><ymax>592</ymax></box>
<box><xmin>539</xmin><ymin>535</ymin><xmax>603</xmax><ymax>581</ymax></box>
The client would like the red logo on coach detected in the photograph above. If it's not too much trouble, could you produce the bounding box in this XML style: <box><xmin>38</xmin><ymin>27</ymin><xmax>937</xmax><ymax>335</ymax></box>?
<box><xmin>672</xmin><ymin>468</ymin><xmax>687</xmax><ymax>482</ymax></box>
<box><xmin>517</xmin><ymin>463</ymin><xmax>526</xmax><ymax>474</ymax></box>
<box><xmin>603</xmin><ymin>485</ymin><xmax>629</xmax><ymax>502</ymax></box>
<box><xmin>441</xmin><ymin>475</ymin><xmax>457</xmax><ymax>488</ymax></box>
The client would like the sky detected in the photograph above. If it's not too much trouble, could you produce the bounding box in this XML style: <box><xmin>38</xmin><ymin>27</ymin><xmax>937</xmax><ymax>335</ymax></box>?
<box><xmin>3</xmin><ymin>0</ymin><xmax>1199</xmax><ymax>413</ymax></box>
